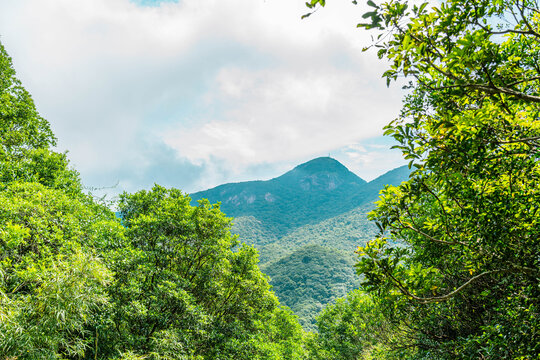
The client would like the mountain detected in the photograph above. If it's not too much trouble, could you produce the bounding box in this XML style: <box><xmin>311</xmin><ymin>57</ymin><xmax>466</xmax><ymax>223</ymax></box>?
<box><xmin>190</xmin><ymin>157</ymin><xmax>411</xmax><ymax>328</ymax></box>
<box><xmin>191</xmin><ymin>157</ymin><xmax>368</xmax><ymax>238</ymax></box>
<box><xmin>191</xmin><ymin>157</ymin><xmax>403</xmax><ymax>244</ymax></box>
<box><xmin>192</xmin><ymin>158</ymin><xmax>410</xmax><ymax>263</ymax></box>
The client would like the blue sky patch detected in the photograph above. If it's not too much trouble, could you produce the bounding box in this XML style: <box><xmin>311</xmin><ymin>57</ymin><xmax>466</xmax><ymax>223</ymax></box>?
<box><xmin>131</xmin><ymin>0</ymin><xmax>179</xmax><ymax>7</ymax></box>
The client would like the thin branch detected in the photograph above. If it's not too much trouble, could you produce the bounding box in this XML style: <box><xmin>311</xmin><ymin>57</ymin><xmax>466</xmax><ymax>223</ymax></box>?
<box><xmin>463</xmin><ymin>82</ymin><xmax>540</xmax><ymax>103</ymax></box>
<box><xmin>506</xmin><ymin>75</ymin><xmax>540</xmax><ymax>88</ymax></box>
<box><xmin>498</xmin><ymin>136</ymin><xmax>540</xmax><ymax>144</ymax></box>
<box><xmin>517</xmin><ymin>1</ymin><xmax>540</xmax><ymax>39</ymax></box>
<box><xmin>379</xmin><ymin>264</ymin><xmax>504</xmax><ymax>304</ymax></box>
<box><xmin>398</xmin><ymin>219</ymin><xmax>466</xmax><ymax>246</ymax></box>
<box><xmin>423</xmin><ymin>57</ymin><xmax>540</xmax><ymax>103</ymax></box>
<box><xmin>476</xmin><ymin>23</ymin><xmax>540</xmax><ymax>39</ymax></box>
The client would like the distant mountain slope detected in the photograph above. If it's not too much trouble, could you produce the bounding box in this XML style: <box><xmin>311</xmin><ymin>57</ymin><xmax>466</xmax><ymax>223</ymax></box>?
<box><xmin>236</xmin><ymin>202</ymin><xmax>376</xmax><ymax>264</ymax></box>
<box><xmin>276</xmin><ymin>202</ymin><xmax>377</xmax><ymax>253</ymax></box>
<box><xmin>261</xmin><ymin>244</ymin><xmax>360</xmax><ymax>332</ymax></box>
<box><xmin>211</xmin><ymin>162</ymin><xmax>411</xmax><ymax>264</ymax></box>
<box><xmin>192</xmin><ymin>157</ymin><xmax>409</xmax><ymax>245</ymax></box>
<box><xmin>191</xmin><ymin>157</ymin><xmax>370</xmax><ymax>239</ymax></box>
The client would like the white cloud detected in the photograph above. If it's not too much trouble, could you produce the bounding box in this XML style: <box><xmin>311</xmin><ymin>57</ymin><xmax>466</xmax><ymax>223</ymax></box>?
<box><xmin>0</xmin><ymin>0</ymin><xmax>405</xmax><ymax>192</ymax></box>
<box><xmin>164</xmin><ymin>65</ymin><xmax>402</xmax><ymax>171</ymax></box>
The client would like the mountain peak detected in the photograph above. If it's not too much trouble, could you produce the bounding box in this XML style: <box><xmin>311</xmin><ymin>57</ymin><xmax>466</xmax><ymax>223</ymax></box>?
<box><xmin>293</xmin><ymin>157</ymin><xmax>349</xmax><ymax>174</ymax></box>
<box><xmin>277</xmin><ymin>157</ymin><xmax>366</xmax><ymax>190</ymax></box>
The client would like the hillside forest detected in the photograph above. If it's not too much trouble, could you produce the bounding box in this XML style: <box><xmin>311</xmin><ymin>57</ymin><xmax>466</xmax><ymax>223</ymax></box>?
<box><xmin>190</xmin><ymin>157</ymin><xmax>411</xmax><ymax>331</ymax></box>
<box><xmin>1</xmin><ymin>0</ymin><xmax>540</xmax><ymax>359</ymax></box>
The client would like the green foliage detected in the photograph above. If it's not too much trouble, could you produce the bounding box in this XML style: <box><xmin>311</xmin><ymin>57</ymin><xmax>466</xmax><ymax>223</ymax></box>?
<box><xmin>0</xmin><ymin>39</ymin><xmax>123</xmax><ymax>358</ymax></box>
<box><xmin>307</xmin><ymin>290</ymin><xmax>395</xmax><ymax>360</ymax></box>
<box><xmin>0</xmin><ymin>43</ymin><xmax>55</xmax><ymax>157</ymax></box>
<box><xmin>0</xmin><ymin>182</ymin><xmax>118</xmax><ymax>359</ymax></box>
<box><xmin>273</xmin><ymin>203</ymin><xmax>377</xmax><ymax>257</ymax></box>
<box><xmin>262</xmin><ymin>245</ymin><xmax>360</xmax><ymax>331</ymax></box>
<box><xmin>0</xmin><ymin>148</ymin><xmax>83</xmax><ymax>195</ymax></box>
<box><xmin>0</xmin><ymin>40</ymin><xmax>308</xmax><ymax>359</ymax></box>
<box><xmin>0</xmin><ymin>41</ymin><xmax>82</xmax><ymax>196</ymax></box>
<box><xmin>233</xmin><ymin>203</ymin><xmax>378</xmax><ymax>265</ymax></box>
<box><xmin>351</xmin><ymin>0</ymin><xmax>540</xmax><ymax>358</ymax></box>
<box><xmin>96</xmin><ymin>185</ymin><xmax>306</xmax><ymax>359</ymax></box>
<box><xmin>232</xmin><ymin>215</ymin><xmax>279</xmax><ymax>248</ymax></box>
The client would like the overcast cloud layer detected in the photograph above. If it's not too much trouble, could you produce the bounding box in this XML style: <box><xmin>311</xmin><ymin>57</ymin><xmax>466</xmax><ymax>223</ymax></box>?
<box><xmin>0</xmin><ymin>0</ymin><xmax>406</xmax><ymax>195</ymax></box>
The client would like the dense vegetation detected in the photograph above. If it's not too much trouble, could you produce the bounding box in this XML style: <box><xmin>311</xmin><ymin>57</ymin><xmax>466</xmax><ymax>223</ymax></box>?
<box><xmin>228</xmin><ymin>199</ymin><xmax>379</xmax><ymax>266</ymax></box>
<box><xmin>0</xmin><ymin>42</ymin><xmax>306</xmax><ymax>359</ymax></box>
<box><xmin>261</xmin><ymin>245</ymin><xmax>360</xmax><ymax>331</ymax></box>
<box><xmin>305</xmin><ymin>0</ymin><xmax>540</xmax><ymax>358</ymax></box>
<box><xmin>3</xmin><ymin>0</ymin><xmax>540</xmax><ymax>357</ymax></box>
<box><xmin>275</xmin><ymin>203</ymin><xmax>375</xmax><ymax>255</ymax></box>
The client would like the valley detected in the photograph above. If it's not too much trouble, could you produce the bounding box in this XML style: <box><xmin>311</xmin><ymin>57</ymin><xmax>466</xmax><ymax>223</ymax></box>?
<box><xmin>191</xmin><ymin>157</ymin><xmax>410</xmax><ymax>328</ymax></box>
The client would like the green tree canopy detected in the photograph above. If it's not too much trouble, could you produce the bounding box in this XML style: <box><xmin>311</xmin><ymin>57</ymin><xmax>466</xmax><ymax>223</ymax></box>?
<box><xmin>98</xmin><ymin>185</ymin><xmax>306</xmax><ymax>359</ymax></box>
<box><xmin>0</xmin><ymin>42</ymin><xmax>82</xmax><ymax>196</ymax></box>
<box><xmin>0</xmin><ymin>182</ymin><xmax>122</xmax><ymax>359</ymax></box>
<box><xmin>339</xmin><ymin>0</ymin><xmax>540</xmax><ymax>358</ymax></box>
<box><xmin>0</xmin><ymin>40</ymin><xmax>308</xmax><ymax>359</ymax></box>
<box><xmin>0</xmin><ymin>43</ymin><xmax>55</xmax><ymax>156</ymax></box>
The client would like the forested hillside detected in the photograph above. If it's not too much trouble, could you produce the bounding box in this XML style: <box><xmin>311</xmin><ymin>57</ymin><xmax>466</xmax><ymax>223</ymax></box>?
<box><xmin>191</xmin><ymin>158</ymin><xmax>410</xmax><ymax>327</ymax></box>
<box><xmin>252</xmin><ymin>203</ymin><xmax>378</xmax><ymax>264</ymax></box>
<box><xmin>261</xmin><ymin>245</ymin><xmax>360</xmax><ymax>331</ymax></box>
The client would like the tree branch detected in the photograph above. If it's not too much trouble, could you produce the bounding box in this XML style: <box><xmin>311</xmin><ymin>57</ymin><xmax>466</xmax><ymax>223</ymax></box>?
<box><xmin>379</xmin><ymin>263</ymin><xmax>505</xmax><ymax>304</ymax></box>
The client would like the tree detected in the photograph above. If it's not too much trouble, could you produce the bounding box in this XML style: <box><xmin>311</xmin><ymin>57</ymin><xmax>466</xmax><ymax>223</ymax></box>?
<box><xmin>98</xmin><ymin>185</ymin><xmax>306</xmax><ymax>359</ymax></box>
<box><xmin>306</xmin><ymin>0</ymin><xmax>540</xmax><ymax>358</ymax></box>
<box><xmin>0</xmin><ymin>40</ymin><xmax>124</xmax><ymax>359</ymax></box>
<box><xmin>0</xmin><ymin>42</ymin><xmax>55</xmax><ymax>157</ymax></box>
<box><xmin>0</xmin><ymin>182</ymin><xmax>121</xmax><ymax>359</ymax></box>
<box><xmin>0</xmin><ymin>41</ymin><xmax>82</xmax><ymax>195</ymax></box>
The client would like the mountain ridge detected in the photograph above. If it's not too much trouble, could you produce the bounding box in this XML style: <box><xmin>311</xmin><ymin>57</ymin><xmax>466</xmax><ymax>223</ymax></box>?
<box><xmin>277</xmin><ymin>157</ymin><xmax>366</xmax><ymax>191</ymax></box>
<box><xmin>190</xmin><ymin>157</ymin><xmax>410</xmax><ymax>260</ymax></box>
<box><xmin>190</xmin><ymin>157</ymin><xmax>383</xmax><ymax>239</ymax></box>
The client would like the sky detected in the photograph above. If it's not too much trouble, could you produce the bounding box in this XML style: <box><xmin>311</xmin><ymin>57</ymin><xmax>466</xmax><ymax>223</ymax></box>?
<box><xmin>0</xmin><ymin>0</ymin><xmax>406</xmax><ymax>196</ymax></box>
